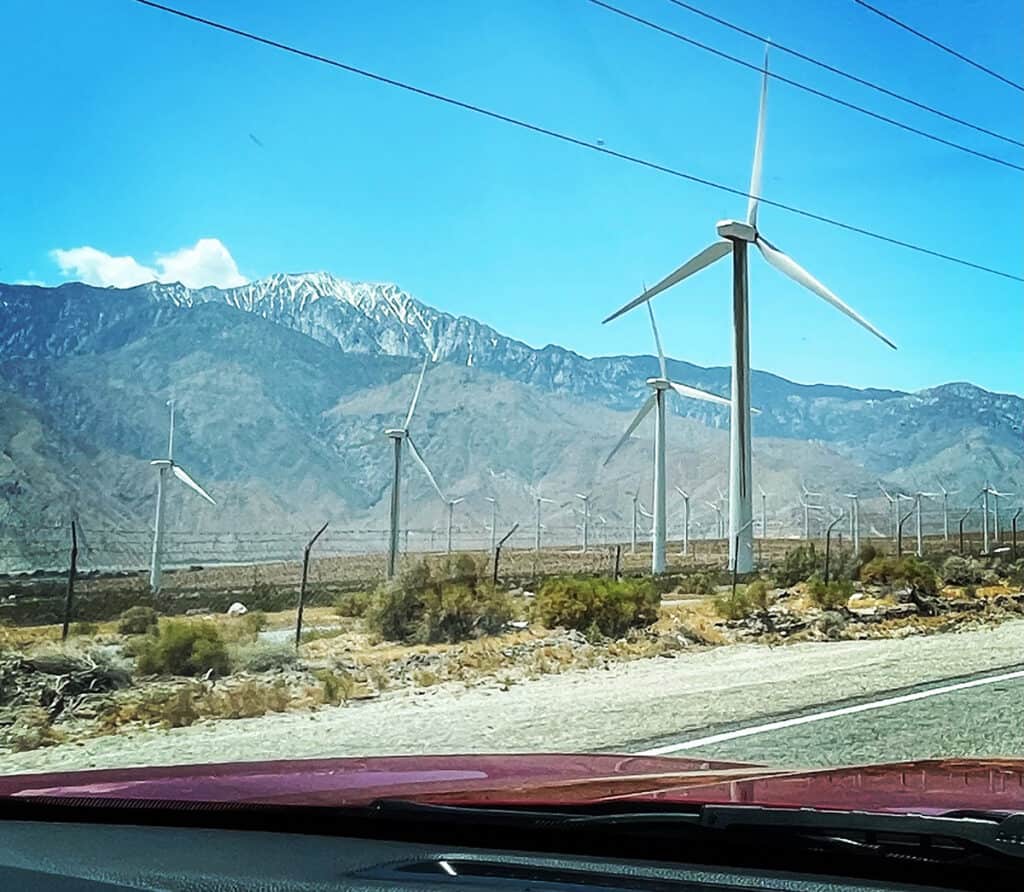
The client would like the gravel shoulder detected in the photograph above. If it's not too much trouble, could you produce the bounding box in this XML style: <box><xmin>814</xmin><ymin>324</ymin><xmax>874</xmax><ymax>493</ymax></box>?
<box><xmin>5</xmin><ymin>619</ymin><xmax>1024</xmax><ymax>775</ymax></box>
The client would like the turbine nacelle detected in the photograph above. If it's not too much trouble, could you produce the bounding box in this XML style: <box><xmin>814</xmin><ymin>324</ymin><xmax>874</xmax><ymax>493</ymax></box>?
<box><xmin>150</xmin><ymin>459</ymin><xmax>172</xmax><ymax>469</ymax></box>
<box><xmin>646</xmin><ymin>377</ymin><xmax>673</xmax><ymax>390</ymax></box>
<box><xmin>716</xmin><ymin>219</ymin><xmax>756</xmax><ymax>242</ymax></box>
<box><xmin>384</xmin><ymin>428</ymin><xmax>407</xmax><ymax>439</ymax></box>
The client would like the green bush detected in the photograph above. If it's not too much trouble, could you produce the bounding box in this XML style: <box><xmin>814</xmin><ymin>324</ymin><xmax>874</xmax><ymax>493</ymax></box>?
<box><xmin>135</xmin><ymin>620</ymin><xmax>230</xmax><ymax>677</ymax></box>
<box><xmin>365</xmin><ymin>559</ymin><xmax>513</xmax><ymax>644</ymax></box>
<box><xmin>714</xmin><ymin>589</ymin><xmax>754</xmax><ymax>621</ymax></box>
<box><xmin>118</xmin><ymin>606</ymin><xmax>159</xmax><ymax>636</ymax></box>
<box><xmin>807</xmin><ymin>575</ymin><xmax>853</xmax><ymax>610</ymax></box>
<box><xmin>687</xmin><ymin>572</ymin><xmax>717</xmax><ymax>596</ymax></box>
<box><xmin>240</xmin><ymin>610</ymin><xmax>267</xmax><ymax>638</ymax></box>
<box><xmin>334</xmin><ymin>591</ymin><xmax>371</xmax><ymax>617</ymax></box>
<box><xmin>773</xmin><ymin>544</ymin><xmax>820</xmax><ymax>587</ymax></box>
<box><xmin>533</xmin><ymin>576</ymin><xmax>659</xmax><ymax>638</ymax></box>
<box><xmin>860</xmin><ymin>555</ymin><xmax>937</xmax><ymax>594</ymax></box>
<box><xmin>857</xmin><ymin>542</ymin><xmax>879</xmax><ymax>566</ymax></box>
<box><xmin>70</xmin><ymin>621</ymin><xmax>99</xmax><ymax>637</ymax></box>
<box><xmin>942</xmin><ymin>555</ymin><xmax>982</xmax><ymax>586</ymax></box>
<box><xmin>745</xmin><ymin>579</ymin><xmax>772</xmax><ymax>610</ymax></box>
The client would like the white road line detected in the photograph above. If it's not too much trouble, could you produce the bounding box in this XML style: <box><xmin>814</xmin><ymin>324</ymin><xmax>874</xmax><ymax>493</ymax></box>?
<box><xmin>635</xmin><ymin>667</ymin><xmax>1024</xmax><ymax>757</ymax></box>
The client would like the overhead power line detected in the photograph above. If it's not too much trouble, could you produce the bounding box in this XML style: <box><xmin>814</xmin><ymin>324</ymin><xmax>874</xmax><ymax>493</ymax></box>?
<box><xmin>131</xmin><ymin>0</ymin><xmax>1023</xmax><ymax>283</ymax></box>
<box><xmin>662</xmin><ymin>0</ymin><xmax>1022</xmax><ymax>148</ymax></box>
<box><xmin>852</xmin><ymin>0</ymin><xmax>1024</xmax><ymax>93</ymax></box>
<box><xmin>587</xmin><ymin>0</ymin><xmax>1023</xmax><ymax>172</ymax></box>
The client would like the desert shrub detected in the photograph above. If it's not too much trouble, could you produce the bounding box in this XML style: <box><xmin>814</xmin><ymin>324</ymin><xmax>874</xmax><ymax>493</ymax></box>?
<box><xmin>860</xmin><ymin>556</ymin><xmax>937</xmax><ymax>594</ymax></box>
<box><xmin>964</xmin><ymin>584</ymin><xmax>978</xmax><ymax>599</ymax></box>
<box><xmin>314</xmin><ymin>668</ymin><xmax>355</xmax><ymax>705</ymax></box>
<box><xmin>447</xmin><ymin>553</ymin><xmax>480</xmax><ymax>583</ymax></box>
<box><xmin>807</xmin><ymin>575</ymin><xmax>853</xmax><ymax>610</ymax></box>
<box><xmin>857</xmin><ymin>542</ymin><xmax>879</xmax><ymax>566</ymax></box>
<box><xmin>334</xmin><ymin>591</ymin><xmax>371</xmax><ymax>617</ymax></box>
<box><xmin>232</xmin><ymin>642</ymin><xmax>298</xmax><ymax>673</ymax></box>
<box><xmin>366</xmin><ymin>559</ymin><xmax>513</xmax><ymax>644</ymax></box>
<box><xmin>240</xmin><ymin>610</ymin><xmax>267</xmax><ymax>638</ymax></box>
<box><xmin>135</xmin><ymin>620</ymin><xmax>230</xmax><ymax>678</ymax></box>
<box><xmin>118</xmin><ymin>606</ymin><xmax>159</xmax><ymax>636</ymax></box>
<box><xmin>70</xmin><ymin>621</ymin><xmax>99</xmax><ymax>637</ymax></box>
<box><xmin>942</xmin><ymin>555</ymin><xmax>982</xmax><ymax>586</ymax></box>
<box><xmin>745</xmin><ymin>578</ymin><xmax>772</xmax><ymax>611</ymax></box>
<box><xmin>687</xmin><ymin>572</ymin><xmax>717</xmax><ymax>596</ymax></box>
<box><xmin>773</xmin><ymin>544</ymin><xmax>819</xmax><ymax>587</ymax></box>
<box><xmin>7</xmin><ymin>707</ymin><xmax>64</xmax><ymax>751</ymax></box>
<box><xmin>982</xmin><ymin>569</ymin><xmax>1001</xmax><ymax>586</ymax></box>
<box><xmin>204</xmin><ymin>679</ymin><xmax>292</xmax><ymax>719</ymax></box>
<box><xmin>817</xmin><ymin>610</ymin><xmax>847</xmax><ymax>639</ymax></box>
<box><xmin>533</xmin><ymin>576</ymin><xmax>659</xmax><ymax>638</ymax></box>
<box><xmin>714</xmin><ymin>588</ymin><xmax>754</xmax><ymax>621</ymax></box>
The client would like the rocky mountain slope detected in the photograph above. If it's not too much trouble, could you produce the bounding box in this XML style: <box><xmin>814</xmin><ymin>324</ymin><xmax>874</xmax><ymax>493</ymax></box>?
<box><xmin>1</xmin><ymin>275</ymin><xmax>1020</xmax><ymax>570</ymax></box>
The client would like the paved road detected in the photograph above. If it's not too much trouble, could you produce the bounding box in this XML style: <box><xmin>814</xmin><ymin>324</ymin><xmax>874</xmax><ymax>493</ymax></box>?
<box><xmin>633</xmin><ymin>665</ymin><xmax>1024</xmax><ymax>767</ymax></box>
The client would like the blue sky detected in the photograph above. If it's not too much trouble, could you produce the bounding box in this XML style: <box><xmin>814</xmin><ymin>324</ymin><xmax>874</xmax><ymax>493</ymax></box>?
<box><xmin>3</xmin><ymin>0</ymin><xmax>1021</xmax><ymax>394</ymax></box>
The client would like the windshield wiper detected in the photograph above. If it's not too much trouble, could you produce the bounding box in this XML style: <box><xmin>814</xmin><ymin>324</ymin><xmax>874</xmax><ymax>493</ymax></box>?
<box><xmin>371</xmin><ymin>798</ymin><xmax>1024</xmax><ymax>863</ymax></box>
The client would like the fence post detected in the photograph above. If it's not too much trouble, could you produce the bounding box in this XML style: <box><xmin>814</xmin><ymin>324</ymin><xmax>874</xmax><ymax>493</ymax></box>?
<box><xmin>492</xmin><ymin>523</ymin><xmax>519</xmax><ymax>588</ymax></box>
<box><xmin>897</xmin><ymin>507</ymin><xmax>914</xmax><ymax>559</ymax></box>
<box><xmin>958</xmin><ymin>508</ymin><xmax>973</xmax><ymax>556</ymax></box>
<box><xmin>61</xmin><ymin>520</ymin><xmax>78</xmax><ymax>642</ymax></box>
<box><xmin>824</xmin><ymin>513</ymin><xmax>845</xmax><ymax>584</ymax></box>
<box><xmin>613</xmin><ymin>544</ymin><xmax>621</xmax><ymax>581</ymax></box>
<box><xmin>295</xmin><ymin>522</ymin><xmax>329</xmax><ymax>649</ymax></box>
<box><xmin>1013</xmin><ymin>509</ymin><xmax>1021</xmax><ymax>560</ymax></box>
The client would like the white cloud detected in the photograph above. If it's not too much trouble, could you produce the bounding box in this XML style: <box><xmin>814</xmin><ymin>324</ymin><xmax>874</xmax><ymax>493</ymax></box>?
<box><xmin>49</xmin><ymin>238</ymin><xmax>249</xmax><ymax>289</ymax></box>
<box><xmin>50</xmin><ymin>246</ymin><xmax>157</xmax><ymax>288</ymax></box>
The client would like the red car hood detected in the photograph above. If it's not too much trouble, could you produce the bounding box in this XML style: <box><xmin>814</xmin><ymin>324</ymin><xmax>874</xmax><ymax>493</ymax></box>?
<box><xmin>2</xmin><ymin>754</ymin><xmax>1024</xmax><ymax>816</ymax></box>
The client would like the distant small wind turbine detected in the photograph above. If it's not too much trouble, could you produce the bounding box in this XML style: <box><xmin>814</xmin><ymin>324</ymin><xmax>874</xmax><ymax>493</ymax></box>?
<box><xmin>705</xmin><ymin>500</ymin><xmax>724</xmax><ymax>540</ymax></box>
<box><xmin>575</xmin><ymin>492</ymin><xmax>592</xmax><ymax>553</ymax></box>
<box><xmin>533</xmin><ymin>492</ymin><xmax>555</xmax><ymax>553</ymax></box>
<box><xmin>843</xmin><ymin>493</ymin><xmax>861</xmax><ymax>553</ymax></box>
<box><xmin>935</xmin><ymin>480</ymin><xmax>959</xmax><ymax>541</ymax></box>
<box><xmin>989</xmin><ymin>485</ymin><xmax>1015</xmax><ymax>543</ymax></box>
<box><xmin>603</xmin><ymin>301</ymin><xmax>729</xmax><ymax>574</ymax></box>
<box><xmin>913</xmin><ymin>491</ymin><xmax>940</xmax><ymax>557</ymax></box>
<box><xmin>485</xmin><ymin>496</ymin><xmax>498</xmax><ymax>555</ymax></box>
<box><xmin>602</xmin><ymin>47</ymin><xmax>896</xmax><ymax>574</ymax></box>
<box><xmin>757</xmin><ymin>484</ymin><xmax>770</xmax><ymax>540</ymax></box>
<box><xmin>149</xmin><ymin>399</ymin><xmax>215</xmax><ymax>593</ymax></box>
<box><xmin>674</xmin><ymin>486</ymin><xmax>691</xmax><ymax>555</ymax></box>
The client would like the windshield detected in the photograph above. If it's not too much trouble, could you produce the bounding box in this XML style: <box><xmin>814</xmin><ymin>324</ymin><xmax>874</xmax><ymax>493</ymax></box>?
<box><xmin>0</xmin><ymin>0</ymin><xmax>1022</xmax><ymax>815</ymax></box>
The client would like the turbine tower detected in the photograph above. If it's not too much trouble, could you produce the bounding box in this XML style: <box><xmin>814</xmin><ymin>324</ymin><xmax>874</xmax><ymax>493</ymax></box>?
<box><xmin>533</xmin><ymin>494</ymin><xmax>554</xmax><ymax>553</ymax></box>
<box><xmin>149</xmin><ymin>399</ymin><xmax>216</xmax><ymax>593</ymax></box>
<box><xmin>757</xmin><ymin>484</ymin><xmax>769</xmax><ymax>541</ymax></box>
<box><xmin>989</xmin><ymin>485</ymin><xmax>1014</xmax><ymax>543</ymax></box>
<box><xmin>575</xmin><ymin>493</ymin><xmax>591</xmax><ymax>553</ymax></box>
<box><xmin>445</xmin><ymin>497</ymin><xmax>464</xmax><ymax>554</ymax></box>
<box><xmin>844</xmin><ymin>493</ymin><xmax>861</xmax><ymax>554</ymax></box>
<box><xmin>385</xmin><ymin>357</ymin><xmax>449</xmax><ymax>577</ymax></box>
<box><xmin>626</xmin><ymin>490</ymin><xmax>640</xmax><ymax>554</ymax></box>
<box><xmin>705</xmin><ymin>500</ymin><xmax>724</xmax><ymax>540</ymax></box>
<box><xmin>674</xmin><ymin>486</ymin><xmax>691</xmax><ymax>555</ymax></box>
<box><xmin>935</xmin><ymin>480</ymin><xmax>959</xmax><ymax>542</ymax></box>
<box><xmin>913</xmin><ymin>491</ymin><xmax>939</xmax><ymax>557</ymax></box>
<box><xmin>603</xmin><ymin>302</ymin><xmax>728</xmax><ymax>573</ymax></box>
<box><xmin>485</xmin><ymin>496</ymin><xmax>498</xmax><ymax>555</ymax></box>
<box><xmin>602</xmin><ymin>48</ymin><xmax>896</xmax><ymax>573</ymax></box>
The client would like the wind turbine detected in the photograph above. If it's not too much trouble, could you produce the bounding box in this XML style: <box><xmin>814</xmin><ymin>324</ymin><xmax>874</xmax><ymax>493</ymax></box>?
<box><xmin>799</xmin><ymin>491</ymin><xmax>823</xmax><ymax>541</ymax></box>
<box><xmin>988</xmin><ymin>485</ymin><xmax>1015</xmax><ymax>543</ymax></box>
<box><xmin>602</xmin><ymin>48</ymin><xmax>896</xmax><ymax>573</ymax></box>
<box><xmin>935</xmin><ymin>480</ymin><xmax>959</xmax><ymax>541</ymax></box>
<box><xmin>705</xmin><ymin>500</ymin><xmax>724</xmax><ymax>540</ymax></box>
<box><xmin>603</xmin><ymin>302</ymin><xmax>729</xmax><ymax>573</ymax></box>
<box><xmin>444</xmin><ymin>498</ymin><xmax>464</xmax><ymax>554</ymax></box>
<box><xmin>674</xmin><ymin>486</ymin><xmax>691</xmax><ymax>555</ymax></box>
<box><xmin>757</xmin><ymin>484</ymin><xmax>769</xmax><ymax>540</ymax></box>
<box><xmin>625</xmin><ymin>490</ymin><xmax>640</xmax><ymax>554</ymax></box>
<box><xmin>913</xmin><ymin>491</ymin><xmax>940</xmax><ymax>557</ymax></box>
<box><xmin>533</xmin><ymin>493</ymin><xmax>554</xmax><ymax>553</ymax></box>
<box><xmin>575</xmin><ymin>493</ymin><xmax>592</xmax><ymax>553</ymax></box>
<box><xmin>844</xmin><ymin>493</ymin><xmax>861</xmax><ymax>554</ymax></box>
<box><xmin>149</xmin><ymin>399</ymin><xmax>215</xmax><ymax>593</ymax></box>
<box><xmin>385</xmin><ymin>356</ymin><xmax>449</xmax><ymax>577</ymax></box>
<box><xmin>485</xmin><ymin>496</ymin><xmax>498</xmax><ymax>555</ymax></box>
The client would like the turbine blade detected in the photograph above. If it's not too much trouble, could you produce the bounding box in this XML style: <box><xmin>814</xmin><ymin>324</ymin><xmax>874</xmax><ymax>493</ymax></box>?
<box><xmin>667</xmin><ymin>380</ymin><xmax>731</xmax><ymax>408</ymax></box>
<box><xmin>602</xmin><ymin>241</ymin><xmax>731</xmax><ymax>324</ymax></box>
<box><xmin>403</xmin><ymin>356</ymin><xmax>429</xmax><ymax>429</ymax></box>
<box><xmin>646</xmin><ymin>301</ymin><xmax>667</xmax><ymax>380</ymax></box>
<box><xmin>747</xmin><ymin>44</ymin><xmax>769</xmax><ymax>227</ymax></box>
<box><xmin>171</xmin><ymin>464</ymin><xmax>216</xmax><ymax>505</ymax></box>
<box><xmin>603</xmin><ymin>393</ymin><xmax>657</xmax><ymax>466</ymax></box>
<box><xmin>406</xmin><ymin>436</ymin><xmax>447</xmax><ymax>504</ymax></box>
<box><xmin>675</xmin><ymin>486</ymin><xmax>688</xmax><ymax>498</ymax></box>
<box><xmin>756</xmin><ymin>235</ymin><xmax>897</xmax><ymax>350</ymax></box>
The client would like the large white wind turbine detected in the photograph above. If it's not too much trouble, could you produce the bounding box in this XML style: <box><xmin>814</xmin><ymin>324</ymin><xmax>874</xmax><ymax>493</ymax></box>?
<box><xmin>149</xmin><ymin>399</ymin><xmax>216</xmax><ymax>593</ymax></box>
<box><xmin>385</xmin><ymin>357</ymin><xmax>450</xmax><ymax>577</ymax></box>
<box><xmin>604</xmin><ymin>303</ymin><xmax>729</xmax><ymax>573</ymax></box>
<box><xmin>602</xmin><ymin>48</ymin><xmax>896</xmax><ymax>573</ymax></box>
<box><xmin>913</xmin><ymin>491</ymin><xmax>940</xmax><ymax>557</ymax></box>
<box><xmin>533</xmin><ymin>493</ymin><xmax>554</xmax><ymax>553</ymax></box>
<box><xmin>575</xmin><ymin>492</ymin><xmax>592</xmax><ymax>553</ymax></box>
<box><xmin>988</xmin><ymin>485</ymin><xmax>1014</xmax><ymax>543</ymax></box>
